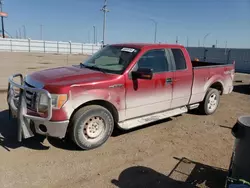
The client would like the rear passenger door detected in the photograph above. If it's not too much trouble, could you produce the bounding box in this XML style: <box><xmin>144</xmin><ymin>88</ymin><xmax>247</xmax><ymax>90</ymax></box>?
<box><xmin>125</xmin><ymin>48</ymin><xmax>174</xmax><ymax>119</ymax></box>
<box><xmin>170</xmin><ymin>48</ymin><xmax>193</xmax><ymax>108</ymax></box>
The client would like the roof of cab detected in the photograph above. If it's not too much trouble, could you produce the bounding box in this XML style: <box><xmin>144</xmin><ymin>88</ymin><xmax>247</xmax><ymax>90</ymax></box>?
<box><xmin>111</xmin><ymin>43</ymin><xmax>185</xmax><ymax>49</ymax></box>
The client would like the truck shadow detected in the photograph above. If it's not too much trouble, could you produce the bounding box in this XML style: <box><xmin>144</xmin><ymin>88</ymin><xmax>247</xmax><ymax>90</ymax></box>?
<box><xmin>0</xmin><ymin>108</ymin><xmax>174</xmax><ymax>151</ymax></box>
<box><xmin>47</xmin><ymin>137</ymin><xmax>82</xmax><ymax>151</ymax></box>
<box><xmin>46</xmin><ymin>118</ymin><xmax>175</xmax><ymax>151</ymax></box>
<box><xmin>47</xmin><ymin>117</ymin><xmax>177</xmax><ymax>151</ymax></box>
<box><xmin>111</xmin><ymin>157</ymin><xmax>228</xmax><ymax>188</ymax></box>
<box><xmin>233</xmin><ymin>84</ymin><xmax>250</xmax><ymax>95</ymax></box>
<box><xmin>0</xmin><ymin>110</ymin><xmax>50</xmax><ymax>151</ymax></box>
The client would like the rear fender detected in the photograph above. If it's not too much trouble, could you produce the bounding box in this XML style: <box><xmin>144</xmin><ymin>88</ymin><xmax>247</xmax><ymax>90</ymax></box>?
<box><xmin>203</xmin><ymin>75</ymin><xmax>224</xmax><ymax>99</ymax></box>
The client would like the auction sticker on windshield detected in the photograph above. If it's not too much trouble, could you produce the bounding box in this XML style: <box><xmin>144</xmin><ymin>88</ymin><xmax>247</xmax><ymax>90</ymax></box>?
<box><xmin>121</xmin><ymin>48</ymin><xmax>136</xmax><ymax>53</ymax></box>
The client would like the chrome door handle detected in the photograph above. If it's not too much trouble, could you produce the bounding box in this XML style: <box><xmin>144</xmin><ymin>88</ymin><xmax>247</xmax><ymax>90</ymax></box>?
<box><xmin>166</xmin><ymin>78</ymin><xmax>173</xmax><ymax>84</ymax></box>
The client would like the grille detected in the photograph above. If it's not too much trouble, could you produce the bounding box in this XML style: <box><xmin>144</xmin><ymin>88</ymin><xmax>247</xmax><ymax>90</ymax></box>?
<box><xmin>24</xmin><ymin>81</ymin><xmax>37</xmax><ymax>111</ymax></box>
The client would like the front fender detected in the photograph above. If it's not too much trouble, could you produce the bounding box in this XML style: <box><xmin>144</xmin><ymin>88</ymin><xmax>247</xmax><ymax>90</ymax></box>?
<box><xmin>69</xmin><ymin>86</ymin><xmax>125</xmax><ymax>112</ymax></box>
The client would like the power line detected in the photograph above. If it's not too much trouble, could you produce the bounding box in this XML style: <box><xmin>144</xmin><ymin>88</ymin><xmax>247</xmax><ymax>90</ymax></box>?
<box><xmin>100</xmin><ymin>0</ymin><xmax>109</xmax><ymax>46</ymax></box>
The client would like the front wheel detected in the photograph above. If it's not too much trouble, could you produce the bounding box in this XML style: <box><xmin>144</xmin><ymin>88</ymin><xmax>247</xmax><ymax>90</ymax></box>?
<box><xmin>199</xmin><ymin>88</ymin><xmax>220</xmax><ymax>115</ymax></box>
<box><xmin>70</xmin><ymin>105</ymin><xmax>114</xmax><ymax>150</ymax></box>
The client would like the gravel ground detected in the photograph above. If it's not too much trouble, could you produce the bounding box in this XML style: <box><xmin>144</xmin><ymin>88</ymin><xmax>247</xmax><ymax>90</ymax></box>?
<box><xmin>0</xmin><ymin>52</ymin><xmax>250</xmax><ymax>188</ymax></box>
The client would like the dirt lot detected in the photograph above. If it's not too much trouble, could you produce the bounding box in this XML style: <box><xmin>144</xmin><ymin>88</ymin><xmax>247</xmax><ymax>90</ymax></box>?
<box><xmin>0</xmin><ymin>52</ymin><xmax>250</xmax><ymax>188</ymax></box>
<box><xmin>0</xmin><ymin>52</ymin><xmax>88</xmax><ymax>90</ymax></box>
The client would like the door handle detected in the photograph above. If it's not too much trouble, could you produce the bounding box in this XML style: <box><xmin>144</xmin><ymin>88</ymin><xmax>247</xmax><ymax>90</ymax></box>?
<box><xmin>166</xmin><ymin>78</ymin><xmax>173</xmax><ymax>84</ymax></box>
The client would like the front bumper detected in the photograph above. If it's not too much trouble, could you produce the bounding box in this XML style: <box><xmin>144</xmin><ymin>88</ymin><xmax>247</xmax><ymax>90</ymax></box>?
<box><xmin>7</xmin><ymin>73</ymin><xmax>69</xmax><ymax>141</ymax></box>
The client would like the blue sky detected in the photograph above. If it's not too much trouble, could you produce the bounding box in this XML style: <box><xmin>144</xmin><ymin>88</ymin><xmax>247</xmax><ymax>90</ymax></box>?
<box><xmin>2</xmin><ymin>0</ymin><xmax>250</xmax><ymax>48</ymax></box>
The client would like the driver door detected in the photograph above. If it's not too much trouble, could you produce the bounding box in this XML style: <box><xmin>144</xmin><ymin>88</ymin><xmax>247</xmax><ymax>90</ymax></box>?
<box><xmin>125</xmin><ymin>48</ymin><xmax>174</xmax><ymax>119</ymax></box>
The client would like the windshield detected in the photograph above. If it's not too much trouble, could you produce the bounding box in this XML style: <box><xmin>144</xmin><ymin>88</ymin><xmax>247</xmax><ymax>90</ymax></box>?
<box><xmin>81</xmin><ymin>45</ymin><xmax>140</xmax><ymax>74</ymax></box>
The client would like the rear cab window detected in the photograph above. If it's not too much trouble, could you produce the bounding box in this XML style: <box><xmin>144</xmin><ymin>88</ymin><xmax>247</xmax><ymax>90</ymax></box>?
<box><xmin>170</xmin><ymin>49</ymin><xmax>187</xmax><ymax>71</ymax></box>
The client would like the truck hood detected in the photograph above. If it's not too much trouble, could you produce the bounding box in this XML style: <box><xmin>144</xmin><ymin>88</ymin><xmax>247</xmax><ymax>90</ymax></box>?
<box><xmin>26</xmin><ymin>65</ymin><xmax>117</xmax><ymax>88</ymax></box>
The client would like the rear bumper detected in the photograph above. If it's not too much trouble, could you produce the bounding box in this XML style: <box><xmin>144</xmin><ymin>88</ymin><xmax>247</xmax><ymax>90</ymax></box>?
<box><xmin>8</xmin><ymin>74</ymin><xmax>69</xmax><ymax>141</ymax></box>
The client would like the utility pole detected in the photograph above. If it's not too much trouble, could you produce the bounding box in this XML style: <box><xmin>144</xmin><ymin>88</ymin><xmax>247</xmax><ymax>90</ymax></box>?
<box><xmin>224</xmin><ymin>40</ymin><xmax>228</xmax><ymax>55</ymax></box>
<box><xmin>22</xmin><ymin>25</ymin><xmax>26</xmax><ymax>39</ymax></box>
<box><xmin>176</xmin><ymin>36</ymin><xmax>178</xmax><ymax>44</ymax></box>
<box><xmin>16</xmin><ymin>30</ymin><xmax>18</xmax><ymax>39</ymax></box>
<box><xmin>19</xmin><ymin>28</ymin><xmax>22</xmax><ymax>39</ymax></box>
<box><xmin>96</xmin><ymin>27</ymin><xmax>98</xmax><ymax>44</ymax></box>
<box><xmin>215</xmin><ymin>39</ymin><xmax>218</xmax><ymax>48</ymax></box>
<box><xmin>0</xmin><ymin>0</ymin><xmax>5</xmax><ymax>38</ymax></box>
<box><xmin>40</xmin><ymin>24</ymin><xmax>43</xmax><ymax>40</ymax></box>
<box><xmin>198</xmin><ymin>39</ymin><xmax>200</xmax><ymax>47</ymax></box>
<box><xmin>88</xmin><ymin>30</ymin><xmax>90</xmax><ymax>43</ymax></box>
<box><xmin>203</xmin><ymin>32</ymin><xmax>211</xmax><ymax>47</ymax></box>
<box><xmin>100</xmin><ymin>0</ymin><xmax>109</xmax><ymax>46</ymax></box>
<box><xmin>149</xmin><ymin>18</ymin><xmax>157</xmax><ymax>43</ymax></box>
<box><xmin>93</xmin><ymin>25</ymin><xmax>96</xmax><ymax>44</ymax></box>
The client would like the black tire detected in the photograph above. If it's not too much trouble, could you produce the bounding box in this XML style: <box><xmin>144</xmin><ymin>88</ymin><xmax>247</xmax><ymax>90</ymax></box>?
<box><xmin>199</xmin><ymin>88</ymin><xmax>220</xmax><ymax>115</ymax></box>
<box><xmin>70</xmin><ymin>105</ymin><xmax>114</xmax><ymax>150</ymax></box>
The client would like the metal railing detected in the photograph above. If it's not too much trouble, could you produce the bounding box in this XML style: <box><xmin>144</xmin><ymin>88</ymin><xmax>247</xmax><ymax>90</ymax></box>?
<box><xmin>0</xmin><ymin>38</ymin><xmax>102</xmax><ymax>55</ymax></box>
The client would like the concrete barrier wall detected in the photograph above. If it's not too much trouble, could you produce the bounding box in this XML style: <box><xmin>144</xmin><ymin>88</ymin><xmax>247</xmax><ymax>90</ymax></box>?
<box><xmin>187</xmin><ymin>47</ymin><xmax>250</xmax><ymax>73</ymax></box>
<box><xmin>0</xmin><ymin>38</ymin><xmax>102</xmax><ymax>55</ymax></box>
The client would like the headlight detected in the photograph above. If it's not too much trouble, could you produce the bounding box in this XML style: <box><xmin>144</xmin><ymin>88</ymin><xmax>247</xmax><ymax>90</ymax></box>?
<box><xmin>50</xmin><ymin>94</ymin><xmax>68</xmax><ymax>109</ymax></box>
<box><xmin>37</xmin><ymin>93</ymin><xmax>68</xmax><ymax>112</ymax></box>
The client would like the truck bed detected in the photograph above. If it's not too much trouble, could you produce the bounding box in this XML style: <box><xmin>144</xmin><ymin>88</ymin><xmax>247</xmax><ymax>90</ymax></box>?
<box><xmin>191</xmin><ymin>60</ymin><xmax>231</xmax><ymax>68</ymax></box>
<box><xmin>189</xmin><ymin>60</ymin><xmax>234</xmax><ymax>105</ymax></box>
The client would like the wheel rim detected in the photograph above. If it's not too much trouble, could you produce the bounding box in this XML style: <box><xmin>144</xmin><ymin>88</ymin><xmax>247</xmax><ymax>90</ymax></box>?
<box><xmin>83</xmin><ymin>116</ymin><xmax>105</xmax><ymax>139</ymax></box>
<box><xmin>207</xmin><ymin>93</ymin><xmax>218</xmax><ymax>112</ymax></box>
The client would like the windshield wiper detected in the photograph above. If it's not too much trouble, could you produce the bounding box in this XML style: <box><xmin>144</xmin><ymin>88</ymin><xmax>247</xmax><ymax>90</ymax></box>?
<box><xmin>80</xmin><ymin>63</ymin><xmax>106</xmax><ymax>73</ymax></box>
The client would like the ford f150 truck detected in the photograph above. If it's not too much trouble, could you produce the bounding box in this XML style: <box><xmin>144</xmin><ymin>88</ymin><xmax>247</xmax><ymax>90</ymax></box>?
<box><xmin>7</xmin><ymin>43</ymin><xmax>235</xmax><ymax>150</ymax></box>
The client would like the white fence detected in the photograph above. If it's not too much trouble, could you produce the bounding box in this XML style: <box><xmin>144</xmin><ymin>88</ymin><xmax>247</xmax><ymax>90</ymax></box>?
<box><xmin>0</xmin><ymin>38</ymin><xmax>102</xmax><ymax>55</ymax></box>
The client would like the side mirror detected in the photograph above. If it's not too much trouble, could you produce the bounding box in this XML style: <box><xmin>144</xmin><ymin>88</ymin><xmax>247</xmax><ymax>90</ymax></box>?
<box><xmin>131</xmin><ymin>68</ymin><xmax>153</xmax><ymax>80</ymax></box>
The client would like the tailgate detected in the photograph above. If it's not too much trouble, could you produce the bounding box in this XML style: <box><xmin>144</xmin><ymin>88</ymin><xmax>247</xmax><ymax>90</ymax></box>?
<box><xmin>209</xmin><ymin>64</ymin><xmax>235</xmax><ymax>81</ymax></box>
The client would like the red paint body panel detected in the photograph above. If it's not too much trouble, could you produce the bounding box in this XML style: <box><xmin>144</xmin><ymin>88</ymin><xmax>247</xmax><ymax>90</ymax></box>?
<box><xmin>25</xmin><ymin>43</ymin><xmax>235</xmax><ymax>122</ymax></box>
<box><xmin>125</xmin><ymin>71</ymin><xmax>174</xmax><ymax>118</ymax></box>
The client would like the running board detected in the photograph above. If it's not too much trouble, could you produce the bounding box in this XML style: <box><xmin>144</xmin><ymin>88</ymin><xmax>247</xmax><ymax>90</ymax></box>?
<box><xmin>118</xmin><ymin>106</ymin><xmax>188</xmax><ymax>130</ymax></box>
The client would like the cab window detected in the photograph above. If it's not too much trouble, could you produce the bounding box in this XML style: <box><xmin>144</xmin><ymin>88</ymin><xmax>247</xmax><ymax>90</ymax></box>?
<box><xmin>133</xmin><ymin>49</ymin><xmax>169</xmax><ymax>73</ymax></box>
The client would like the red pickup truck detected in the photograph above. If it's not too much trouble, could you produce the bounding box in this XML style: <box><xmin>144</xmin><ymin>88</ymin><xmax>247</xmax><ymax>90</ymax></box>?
<box><xmin>7</xmin><ymin>43</ymin><xmax>235</xmax><ymax>150</ymax></box>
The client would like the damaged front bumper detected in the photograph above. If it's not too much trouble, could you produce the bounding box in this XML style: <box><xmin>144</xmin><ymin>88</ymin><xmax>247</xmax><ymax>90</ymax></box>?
<box><xmin>7</xmin><ymin>74</ymin><xmax>69</xmax><ymax>142</ymax></box>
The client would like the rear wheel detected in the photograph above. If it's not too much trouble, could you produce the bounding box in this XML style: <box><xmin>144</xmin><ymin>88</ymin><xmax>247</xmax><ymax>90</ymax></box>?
<box><xmin>70</xmin><ymin>105</ymin><xmax>114</xmax><ymax>150</ymax></box>
<box><xmin>199</xmin><ymin>88</ymin><xmax>220</xmax><ymax>115</ymax></box>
